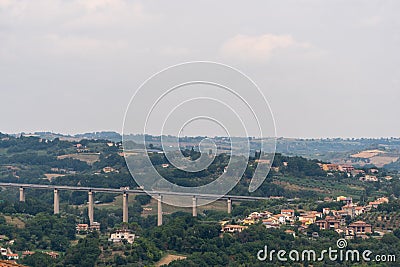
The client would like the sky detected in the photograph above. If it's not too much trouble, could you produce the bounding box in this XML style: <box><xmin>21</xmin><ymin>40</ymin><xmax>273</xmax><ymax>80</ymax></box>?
<box><xmin>0</xmin><ymin>0</ymin><xmax>399</xmax><ymax>138</ymax></box>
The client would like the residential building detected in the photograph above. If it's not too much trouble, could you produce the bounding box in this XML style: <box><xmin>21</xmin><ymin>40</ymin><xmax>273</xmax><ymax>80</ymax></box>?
<box><xmin>339</xmin><ymin>165</ymin><xmax>355</xmax><ymax>172</ymax></box>
<box><xmin>340</xmin><ymin>204</ymin><xmax>365</xmax><ymax>217</ymax></box>
<box><xmin>21</xmin><ymin>251</ymin><xmax>35</xmax><ymax>258</ymax></box>
<box><xmin>377</xmin><ymin>197</ymin><xmax>389</xmax><ymax>204</ymax></box>
<box><xmin>347</xmin><ymin>221</ymin><xmax>372</xmax><ymax>235</ymax></box>
<box><xmin>322</xmin><ymin>208</ymin><xmax>331</xmax><ymax>215</ymax></box>
<box><xmin>0</xmin><ymin>260</ymin><xmax>26</xmax><ymax>267</ymax></box>
<box><xmin>45</xmin><ymin>252</ymin><xmax>59</xmax><ymax>259</ymax></box>
<box><xmin>322</xmin><ymin>164</ymin><xmax>341</xmax><ymax>171</ymax></box>
<box><xmin>298</xmin><ymin>215</ymin><xmax>316</xmax><ymax>226</ymax></box>
<box><xmin>370</xmin><ymin>169</ymin><xmax>379</xmax><ymax>174</ymax></box>
<box><xmin>284</xmin><ymin>229</ymin><xmax>296</xmax><ymax>237</ymax></box>
<box><xmin>262</xmin><ymin>218</ymin><xmax>280</xmax><ymax>229</ymax></box>
<box><xmin>341</xmin><ymin>204</ymin><xmax>356</xmax><ymax>217</ymax></box>
<box><xmin>316</xmin><ymin>217</ymin><xmax>340</xmax><ymax>230</ymax></box>
<box><xmin>281</xmin><ymin>209</ymin><xmax>295</xmax><ymax>217</ymax></box>
<box><xmin>103</xmin><ymin>167</ymin><xmax>118</xmax><ymax>173</ymax></box>
<box><xmin>272</xmin><ymin>214</ymin><xmax>287</xmax><ymax>224</ymax></box>
<box><xmin>354</xmin><ymin>206</ymin><xmax>366</xmax><ymax>216</ymax></box>
<box><xmin>368</xmin><ymin>197</ymin><xmax>389</xmax><ymax>209</ymax></box>
<box><xmin>336</xmin><ymin>210</ymin><xmax>350</xmax><ymax>218</ymax></box>
<box><xmin>260</xmin><ymin>210</ymin><xmax>273</xmax><ymax>218</ymax></box>
<box><xmin>249</xmin><ymin>212</ymin><xmax>262</xmax><ymax>219</ymax></box>
<box><xmin>271</xmin><ymin>167</ymin><xmax>280</xmax><ymax>172</ymax></box>
<box><xmin>6</xmin><ymin>254</ymin><xmax>18</xmax><ymax>261</ymax></box>
<box><xmin>360</xmin><ymin>175</ymin><xmax>378</xmax><ymax>182</ymax></box>
<box><xmin>222</xmin><ymin>225</ymin><xmax>248</xmax><ymax>233</ymax></box>
<box><xmin>307</xmin><ymin>211</ymin><xmax>323</xmax><ymax>218</ymax></box>
<box><xmin>109</xmin><ymin>230</ymin><xmax>136</xmax><ymax>244</ymax></box>
<box><xmin>90</xmin><ymin>222</ymin><xmax>101</xmax><ymax>231</ymax></box>
<box><xmin>242</xmin><ymin>217</ymin><xmax>256</xmax><ymax>225</ymax></box>
<box><xmin>76</xmin><ymin>224</ymin><xmax>89</xmax><ymax>232</ymax></box>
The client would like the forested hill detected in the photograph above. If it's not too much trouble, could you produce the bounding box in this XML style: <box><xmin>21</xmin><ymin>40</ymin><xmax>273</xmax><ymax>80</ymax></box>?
<box><xmin>1</xmin><ymin>132</ymin><xmax>399</xmax><ymax>203</ymax></box>
<box><xmin>27</xmin><ymin>131</ymin><xmax>400</xmax><ymax>171</ymax></box>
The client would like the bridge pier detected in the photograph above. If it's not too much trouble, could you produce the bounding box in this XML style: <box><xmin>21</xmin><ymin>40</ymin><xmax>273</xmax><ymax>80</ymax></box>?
<box><xmin>157</xmin><ymin>195</ymin><xmax>163</xmax><ymax>226</ymax></box>
<box><xmin>88</xmin><ymin>190</ymin><xmax>94</xmax><ymax>225</ymax></box>
<box><xmin>19</xmin><ymin>187</ymin><xmax>25</xmax><ymax>202</ymax></box>
<box><xmin>54</xmin><ymin>189</ymin><xmax>59</xmax><ymax>214</ymax></box>
<box><xmin>192</xmin><ymin>196</ymin><xmax>197</xmax><ymax>217</ymax></box>
<box><xmin>123</xmin><ymin>192</ymin><xmax>129</xmax><ymax>223</ymax></box>
<box><xmin>227</xmin><ymin>198</ymin><xmax>232</xmax><ymax>214</ymax></box>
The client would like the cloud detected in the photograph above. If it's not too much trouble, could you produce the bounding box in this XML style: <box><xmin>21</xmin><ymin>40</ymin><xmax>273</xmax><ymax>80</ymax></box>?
<box><xmin>43</xmin><ymin>34</ymin><xmax>128</xmax><ymax>57</ymax></box>
<box><xmin>64</xmin><ymin>1</ymin><xmax>157</xmax><ymax>31</ymax></box>
<box><xmin>159</xmin><ymin>46</ymin><xmax>193</xmax><ymax>57</ymax></box>
<box><xmin>220</xmin><ymin>34</ymin><xmax>312</xmax><ymax>62</ymax></box>
<box><xmin>0</xmin><ymin>0</ymin><xmax>157</xmax><ymax>31</ymax></box>
<box><xmin>358</xmin><ymin>15</ymin><xmax>383</xmax><ymax>27</ymax></box>
<box><xmin>0</xmin><ymin>0</ymin><xmax>158</xmax><ymax>60</ymax></box>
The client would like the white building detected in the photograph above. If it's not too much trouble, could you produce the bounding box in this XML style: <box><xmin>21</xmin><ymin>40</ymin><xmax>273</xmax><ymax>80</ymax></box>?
<box><xmin>109</xmin><ymin>230</ymin><xmax>135</xmax><ymax>244</ymax></box>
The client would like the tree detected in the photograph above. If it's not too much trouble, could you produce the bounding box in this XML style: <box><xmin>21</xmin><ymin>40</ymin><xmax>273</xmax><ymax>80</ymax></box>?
<box><xmin>21</xmin><ymin>253</ymin><xmax>57</xmax><ymax>267</ymax></box>
<box><xmin>63</xmin><ymin>233</ymin><xmax>101</xmax><ymax>267</ymax></box>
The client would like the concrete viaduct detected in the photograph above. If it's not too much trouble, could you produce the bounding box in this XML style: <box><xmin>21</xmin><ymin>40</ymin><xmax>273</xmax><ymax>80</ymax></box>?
<box><xmin>0</xmin><ymin>182</ymin><xmax>270</xmax><ymax>226</ymax></box>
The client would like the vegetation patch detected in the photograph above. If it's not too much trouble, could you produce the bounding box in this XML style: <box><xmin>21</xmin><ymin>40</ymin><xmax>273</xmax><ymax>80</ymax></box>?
<box><xmin>57</xmin><ymin>153</ymin><xmax>100</xmax><ymax>165</ymax></box>
<box><xmin>4</xmin><ymin>215</ymin><xmax>25</xmax><ymax>229</ymax></box>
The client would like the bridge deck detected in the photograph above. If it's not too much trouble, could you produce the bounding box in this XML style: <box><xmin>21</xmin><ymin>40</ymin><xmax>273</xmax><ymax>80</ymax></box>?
<box><xmin>0</xmin><ymin>182</ymin><xmax>272</xmax><ymax>201</ymax></box>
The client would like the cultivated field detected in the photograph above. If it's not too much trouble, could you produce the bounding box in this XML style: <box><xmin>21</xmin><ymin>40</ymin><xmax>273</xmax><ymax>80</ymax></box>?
<box><xmin>156</xmin><ymin>254</ymin><xmax>187</xmax><ymax>266</ymax></box>
<box><xmin>57</xmin><ymin>153</ymin><xmax>100</xmax><ymax>164</ymax></box>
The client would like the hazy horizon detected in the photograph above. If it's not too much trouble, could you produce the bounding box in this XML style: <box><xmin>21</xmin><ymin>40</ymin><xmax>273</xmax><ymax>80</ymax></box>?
<box><xmin>2</xmin><ymin>129</ymin><xmax>400</xmax><ymax>140</ymax></box>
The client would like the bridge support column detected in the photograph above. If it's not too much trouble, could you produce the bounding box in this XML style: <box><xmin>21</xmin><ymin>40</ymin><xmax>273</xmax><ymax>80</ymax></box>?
<box><xmin>192</xmin><ymin>196</ymin><xmax>197</xmax><ymax>217</ymax></box>
<box><xmin>227</xmin><ymin>198</ymin><xmax>232</xmax><ymax>214</ymax></box>
<box><xmin>54</xmin><ymin>189</ymin><xmax>59</xmax><ymax>214</ymax></box>
<box><xmin>123</xmin><ymin>192</ymin><xmax>129</xmax><ymax>223</ymax></box>
<box><xmin>88</xmin><ymin>191</ymin><xmax>94</xmax><ymax>225</ymax></box>
<box><xmin>157</xmin><ymin>195</ymin><xmax>163</xmax><ymax>226</ymax></box>
<box><xmin>19</xmin><ymin>187</ymin><xmax>25</xmax><ymax>202</ymax></box>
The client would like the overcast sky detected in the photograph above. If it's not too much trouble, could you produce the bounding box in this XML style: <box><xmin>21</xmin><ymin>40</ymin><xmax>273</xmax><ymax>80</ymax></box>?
<box><xmin>0</xmin><ymin>0</ymin><xmax>399</xmax><ymax>138</ymax></box>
